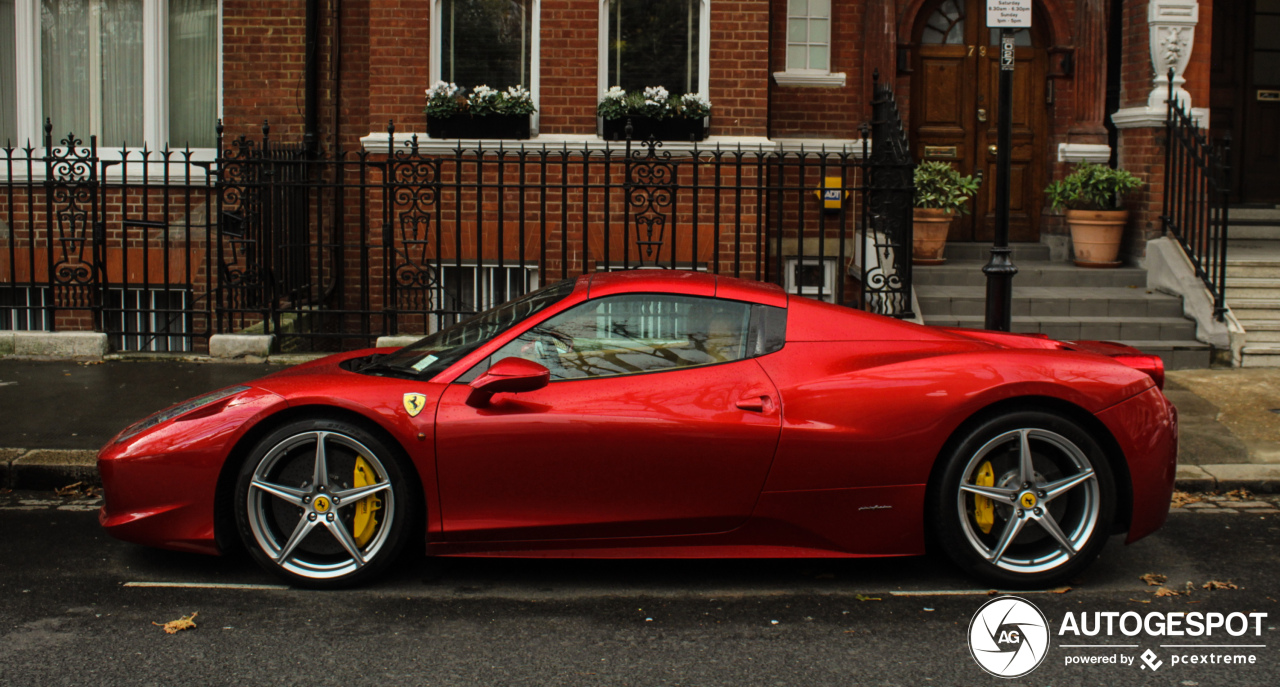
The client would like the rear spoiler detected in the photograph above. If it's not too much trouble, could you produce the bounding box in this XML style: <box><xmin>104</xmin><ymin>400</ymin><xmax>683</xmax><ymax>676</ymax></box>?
<box><xmin>933</xmin><ymin>327</ymin><xmax>1165</xmax><ymax>390</ymax></box>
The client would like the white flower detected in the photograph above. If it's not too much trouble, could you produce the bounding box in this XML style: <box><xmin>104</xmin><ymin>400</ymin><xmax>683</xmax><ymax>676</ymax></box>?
<box><xmin>504</xmin><ymin>85</ymin><xmax>532</xmax><ymax>103</ymax></box>
<box><xmin>602</xmin><ymin>86</ymin><xmax>627</xmax><ymax>102</ymax></box>
<box><xmin>642</xmin><ymin>85</ymin><xmax>669</xmax><ymax>104</ymax></box>
<box><xmin>426</xmin><ymin>80</ymin><xmax>460</xmax><ymax>99</ymax></box>
<box><xmin>682</xmin><ymin>92</ymin><xmax>710</xmax><ymax>108</ymax></box>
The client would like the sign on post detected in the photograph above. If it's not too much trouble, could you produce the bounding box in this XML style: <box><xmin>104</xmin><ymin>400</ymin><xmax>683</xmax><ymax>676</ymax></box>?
<box><xmin>987</xmin><ymin>0</ymin><xmax>1033</xmax><ymax>28</ymax></box>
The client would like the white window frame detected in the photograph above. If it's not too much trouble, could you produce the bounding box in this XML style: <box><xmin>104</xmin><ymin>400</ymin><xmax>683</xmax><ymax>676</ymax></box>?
<box><xmin>430</xmin><ymin>0</ymin><xmax>541</xmax><ymax>135</ymax></box>
<box><xmin>597</xmin><ymin>0</ymin><xmax>711</xmax><ymax>107</ymax></box>
<box><xmin>773</xmin><ymin>0</ymin><xmax>845</xmax><ymax>88</ymax></box>
<box><xmin>9</xmin><ymin>0</ymin><xmax>222</xmax><ymax>157</ymax></box>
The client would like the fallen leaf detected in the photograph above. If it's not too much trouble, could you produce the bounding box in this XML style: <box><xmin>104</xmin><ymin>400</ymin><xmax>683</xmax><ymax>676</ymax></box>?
<box><xmin>1139</xmin><ymin>573</ymin><xmax>1168</xmax><ymax>586</ymax></box>
<box><xmin>1224</xmin><ymin>489</ymin><xmax>1252</xmax><ymax>501</ymax></box>
<box><xmin>1171</xmin><ymin>491</ymin><xmax>1202</xmax><ymax>508</ymax></box>
<box><xmin>1129</xmin><ymin>598</ymin><xmax>1152</xmax><ymax>604</ymax></box>
<box><xmin>854</xmin><ymin>594</ymin><xmax>882</xmax><ymax>602</ymax></box>
<box><xmin>1202</xmin><ymin>580</ymin><xmax>1239</xmax><ymax>590</ymax></box>
<box><xmin>153</xmin><ymin>612</ymin><xmax>198</xmax><ymax>634</ymax></box>
<box><xmin>1049</xmin><ymin>587</ymin><xmax>1072</xmax><ymax>594</ymax></box>
<box><xmin>55</xmin><ymin>482</ymin><xmax>101</xmax><ymax>499</ymax></box>
<box><xmin>1154</xmin><ymin>587</ymin><xmax>1184</xmax><ymax>597</ymax></box>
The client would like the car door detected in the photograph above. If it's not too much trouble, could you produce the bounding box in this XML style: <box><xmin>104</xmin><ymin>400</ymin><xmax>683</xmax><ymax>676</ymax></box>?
<box><xmin>434</xmin><ymin>293</ymin><xmax>783</xmax><ymax>541</ymax></box>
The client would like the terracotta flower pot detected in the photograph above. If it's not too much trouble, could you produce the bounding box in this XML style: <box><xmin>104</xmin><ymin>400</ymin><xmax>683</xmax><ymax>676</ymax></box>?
<box><xmin>912</xmin><ymin>207</ymin><xmax>954</xmax><ymax>265</ymax></box>
<box><xmin>1066</xmin><ymin>209</ymin><xmax>1129</xmax><ymax>267</ymax></box>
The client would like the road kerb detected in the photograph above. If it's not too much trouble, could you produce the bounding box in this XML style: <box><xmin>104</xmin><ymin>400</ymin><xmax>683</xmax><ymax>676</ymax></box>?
<box><xmin>10</xmin><ymin>449</ymin><xmax>100</xmax><ymax>491</ymax></box>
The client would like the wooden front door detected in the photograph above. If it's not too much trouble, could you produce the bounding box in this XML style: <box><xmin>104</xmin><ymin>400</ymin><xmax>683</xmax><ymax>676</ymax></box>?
<box><xmin>910</xmin><ymin>0</ymin><xmax>1049</xmax><ymax>242</ymax></box>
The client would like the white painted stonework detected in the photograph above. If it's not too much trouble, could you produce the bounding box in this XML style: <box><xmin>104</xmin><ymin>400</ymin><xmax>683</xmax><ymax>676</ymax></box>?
<box><xmin>1111</xmin><ymin>1</ymin><xmax>1207</xmax><ymax>130</ymax></box>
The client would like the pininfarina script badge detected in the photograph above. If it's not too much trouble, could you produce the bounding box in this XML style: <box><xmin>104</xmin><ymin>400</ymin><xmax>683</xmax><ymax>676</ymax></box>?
<box><xmin>403</xmin><ymin>393</ymin><xmax>427</xmax><ymax>417</ymax></box>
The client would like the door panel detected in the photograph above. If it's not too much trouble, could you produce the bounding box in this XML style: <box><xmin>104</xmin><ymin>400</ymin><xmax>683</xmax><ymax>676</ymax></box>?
<box><xmin>435</xmin><ymin>359</ymin><xmax>782</xmax><ymax>541</ymax></box>
<box><xmin>976</xmin><ymin>44</ymin><xmax>1046</xmax><ymax>241</ymax></box>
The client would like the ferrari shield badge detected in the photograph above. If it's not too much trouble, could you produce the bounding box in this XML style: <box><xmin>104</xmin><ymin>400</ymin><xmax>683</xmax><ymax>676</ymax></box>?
<box><xmin>403</xmin><ymin>393</ymin><xmax>427</xmax><ymax>417</ymax></box>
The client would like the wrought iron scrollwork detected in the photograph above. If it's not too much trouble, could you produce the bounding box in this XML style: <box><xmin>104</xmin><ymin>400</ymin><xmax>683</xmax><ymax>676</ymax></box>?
<box><xmin>386</xmin><ymin>131</ymin><xmax>442</xmax><ymax>315</ymax></box>
<box><xmin>862</xmin><ymin>72</ymin><xmax>916</xmax><ymax>319</ymax></box>
<box><xmin>625</xmin><ymin>137</ymin><xmax>676</xmax><ymax>267</ymax></box>
<box><xmin>43</xmin><ymin>120</ymin><xmax>100</xmax><ymax>310</ymax></box>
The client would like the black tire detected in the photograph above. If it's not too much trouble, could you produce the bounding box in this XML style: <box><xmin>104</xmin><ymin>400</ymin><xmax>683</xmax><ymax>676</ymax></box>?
<box><xmin>234</xmin><ymin>417</ymin><xmax>417</xmax><ymax>588</ymax></box>
<box><xmin>930</xmin><ymin>410</ymin><xmax>1116</xmax><ymax>589</ymax></box>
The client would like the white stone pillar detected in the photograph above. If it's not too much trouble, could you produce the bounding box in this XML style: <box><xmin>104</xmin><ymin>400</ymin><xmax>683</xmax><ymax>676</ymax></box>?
<box><xmin>1112</xmin><ymin>0</ymin><xmax>1207</xmax><ymax>130</ymax></box>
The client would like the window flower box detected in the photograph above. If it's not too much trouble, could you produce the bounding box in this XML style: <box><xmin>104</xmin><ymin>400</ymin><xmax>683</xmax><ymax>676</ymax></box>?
<box><xmin>597</xmin><ymin>86</ymin><xmax>711</xmax><ymax>142</ymax></box>
<box><xmin>425</xmin><ymin>82</ymin><xmax>535</xmax><ymax>140</ymax></box>
<box><xmin>426</xmin><ymin>114</ymin><xmax>531</xmax><ymax>140</ymax></box>
<box><xmin>601</xmin><ymin>116</ymin><xmax>707</xmax><ymax>143</ymax></box>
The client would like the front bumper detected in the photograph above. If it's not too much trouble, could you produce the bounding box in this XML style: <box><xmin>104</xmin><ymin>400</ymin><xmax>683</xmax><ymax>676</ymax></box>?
<box><xmin>98</xmin><ymin>388</ymin><xmax>286</xmax><ymax>555</ymax></box>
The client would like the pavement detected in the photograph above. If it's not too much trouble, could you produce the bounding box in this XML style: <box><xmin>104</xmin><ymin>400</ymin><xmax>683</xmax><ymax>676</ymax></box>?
<box><xmin>0</xmin><ymin>356</ymin><xmax>1278</xmax><ymax>493</ymax></box>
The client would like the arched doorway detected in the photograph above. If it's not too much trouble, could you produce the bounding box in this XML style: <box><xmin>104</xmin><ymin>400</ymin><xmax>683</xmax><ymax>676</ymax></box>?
<box><xmin>909</xmin><ymin>0</ymin><xmax>1050</xmax><ymax>242</ymax></box>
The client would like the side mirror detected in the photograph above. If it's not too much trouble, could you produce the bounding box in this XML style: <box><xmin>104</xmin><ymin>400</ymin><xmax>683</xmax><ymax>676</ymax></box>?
<box><xmin>467</xmin><ymin>357</ymin><xmax>550</xmax><ymax>407</ymax></box>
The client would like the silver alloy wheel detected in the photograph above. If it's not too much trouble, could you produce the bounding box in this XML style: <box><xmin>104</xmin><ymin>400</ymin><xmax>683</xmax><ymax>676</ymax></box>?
<box><xmin>955</xmin><ymin>428</ymin><xmax>1100</xmax><ymax>575</ymax></box>
<box><xmin>245</xmin><ymin>430</ymin><xmax>396</xmax><ymax>580</ymax></box>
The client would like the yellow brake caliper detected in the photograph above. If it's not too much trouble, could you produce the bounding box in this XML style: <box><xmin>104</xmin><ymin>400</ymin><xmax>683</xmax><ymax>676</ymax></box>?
<box><xmin>974</xmin><ymin>461</ymin><xmax>995</xmax><ymax>534</ymax></box>
<box><xmin>352</xmin><ymin>456</ymin><xmax>383</xmax><ymax>547</ymax></box>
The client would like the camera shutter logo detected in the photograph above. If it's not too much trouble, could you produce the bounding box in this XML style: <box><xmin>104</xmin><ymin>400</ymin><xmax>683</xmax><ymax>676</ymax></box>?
<box><xmin>968</xmin><ymin>596</ymin><xmax>1051</xmax><ymax>678</ymax></box>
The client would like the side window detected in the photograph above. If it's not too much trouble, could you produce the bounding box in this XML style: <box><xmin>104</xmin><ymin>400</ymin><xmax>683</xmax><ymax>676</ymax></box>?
<box><xmin>490</xmin><ymin>294</ymin><xmax>752</xmax><ymax>381</ymax></box>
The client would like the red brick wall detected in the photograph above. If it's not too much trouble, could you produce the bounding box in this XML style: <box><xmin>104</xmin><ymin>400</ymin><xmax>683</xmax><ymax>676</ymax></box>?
<box><xmin>767</xmin><ymin>0</ymin><xmax>866</xmax><ymax>138</ymax></box>
<box><xmin>222</xmin><ymin>1</ymin><xmax>310</xmax><ymax>143</ymax></box>
<box><xmin>709</xmin><ymin>1</ymin><xmax>771</xmax><ymax>137</ymax></box>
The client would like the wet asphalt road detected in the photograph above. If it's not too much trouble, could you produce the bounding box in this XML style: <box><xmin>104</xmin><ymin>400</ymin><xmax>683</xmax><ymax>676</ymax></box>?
<box><xmin>0</xmin><ymin>360</ymin><xmax>276</xmax><ymax>449</ymax></box>
<box><xmin>1</xmin><ymin>492</ymin><xmax>1277</xmax><ymax>686</ymax></box>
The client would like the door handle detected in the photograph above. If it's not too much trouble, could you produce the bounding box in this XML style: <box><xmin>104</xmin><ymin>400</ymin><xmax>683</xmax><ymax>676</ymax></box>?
<box><xmin>977</xmin><ymin>108</ymin><xmax>988</xmax><ymax>123</ymax></box>
<box><xmin>988</xmin><ymin>145</ymin><xmax>998</xmax><ymax>155</ymax></box>
<box><xmin>735</xmin><ymin>395</ymin><xmax>772</xmax><ymax>412</ymax></box>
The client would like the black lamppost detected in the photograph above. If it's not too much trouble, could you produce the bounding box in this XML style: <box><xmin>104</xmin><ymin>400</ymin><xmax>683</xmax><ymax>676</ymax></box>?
<box><xmin>983</xmin><ymin>28</ymin><xmax>1019</xmax><ymax>332</ymax></box>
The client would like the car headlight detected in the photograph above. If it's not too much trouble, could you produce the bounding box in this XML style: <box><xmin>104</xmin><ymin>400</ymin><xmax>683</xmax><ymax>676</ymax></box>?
<box><xmin>115</xmin><ymin>385</ymin><xmax>252</xmax><ymax>443</ymax></box>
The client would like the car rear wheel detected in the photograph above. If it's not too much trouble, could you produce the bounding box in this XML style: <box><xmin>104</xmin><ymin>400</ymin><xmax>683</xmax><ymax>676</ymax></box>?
<box><xmin>235</xmin><ymin>418</ymin><xmax>414</xmax><ymax>588</ymax></box>
<box><xmin>931</xmin><ymin>411</ymin><xmax>1116</xmax><ymax>588</ymax></box>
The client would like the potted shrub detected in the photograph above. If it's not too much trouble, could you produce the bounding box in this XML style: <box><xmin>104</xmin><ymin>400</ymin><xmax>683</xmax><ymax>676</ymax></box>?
<box><xmin>425</xmin><ymin>82</ymin><xmax>536</xmax><ymax>140</ymax></box>
<box><xmin>1045</xmin><ymin>162</ymin><xmax>1144</xmax><ymax>267</ymax></box>
<box><xmin>597</xmin><ymin>86</ymin><xmax>711</xmax><ymax>142</ymax></box>
<box><xmin>912</xmin><ymin>161</ymin><xmax>981</xmax><ymax>265</ymax></box>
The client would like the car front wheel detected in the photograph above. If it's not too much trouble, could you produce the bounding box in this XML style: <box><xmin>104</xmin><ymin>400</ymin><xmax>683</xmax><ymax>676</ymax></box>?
<box><xmin>235</xmin><ymin>418</ymin><xmax>415</xmax><ymax>588</ymax></box>
<box><xmin>931</xmin><ymin>411</ymin><xmax>1116</xmax><ymax>588</ymax></box>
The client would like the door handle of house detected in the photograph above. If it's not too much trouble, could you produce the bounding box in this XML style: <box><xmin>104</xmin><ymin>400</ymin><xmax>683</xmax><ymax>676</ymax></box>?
<box><xmin>988</xmin><ymin>145</ymin><xmax>998</xmax><ymax>155</ymax></box>
<box><xmin>978</xmin><ymin>108</ymin><xmax>988</xmax><ymax>123</ymax></box>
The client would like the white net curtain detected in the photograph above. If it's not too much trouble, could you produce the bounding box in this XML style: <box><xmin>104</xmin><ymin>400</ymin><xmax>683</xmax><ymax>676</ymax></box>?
<box><xmin>37</xmin><ymin>0</ymin><xmax>215</xmax><ymax>148</ymax></box>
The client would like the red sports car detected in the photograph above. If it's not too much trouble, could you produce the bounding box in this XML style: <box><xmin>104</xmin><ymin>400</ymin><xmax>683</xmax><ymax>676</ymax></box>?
<box><xmin>99</xmin><ymin>270</ymin><xmax>1176</xmax><ymax>588</ymax></box>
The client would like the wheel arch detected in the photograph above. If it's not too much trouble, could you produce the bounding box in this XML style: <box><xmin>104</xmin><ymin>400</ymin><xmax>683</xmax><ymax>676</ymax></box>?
<box><xmin>922</xmin><ymin>395</ymin><xmax>1133</xmax><ymax>543</ymax></box>
<box><xmin>213</xmin><ymin>404</ymin><xmax>425</xmax><ymax>555</ymax></box>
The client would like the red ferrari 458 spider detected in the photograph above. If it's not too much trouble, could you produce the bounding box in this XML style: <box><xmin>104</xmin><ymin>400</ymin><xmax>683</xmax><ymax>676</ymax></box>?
<box><xmin>99</xmin><ymin>270</ymin><xmax>1176</xmax><ymax>588</ymax></box>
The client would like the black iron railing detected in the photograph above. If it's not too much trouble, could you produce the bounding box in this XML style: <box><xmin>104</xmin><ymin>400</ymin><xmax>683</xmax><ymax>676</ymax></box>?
<box><xmin>2</xmin><ymin>94</ymin><xmax>915</xmax><ymax>352</ymax></box>
<box><xmin>1163</xmin><ymin>70</ymin><xmax>1230</xmax><ymax>321</ymax></box>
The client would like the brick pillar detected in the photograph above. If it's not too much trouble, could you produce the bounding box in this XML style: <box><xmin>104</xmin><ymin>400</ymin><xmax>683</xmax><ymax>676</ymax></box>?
<box><xmin>1111</xmin><ymin>0</ymin><xmax>1211</xmax><ymax>261</ymax></box>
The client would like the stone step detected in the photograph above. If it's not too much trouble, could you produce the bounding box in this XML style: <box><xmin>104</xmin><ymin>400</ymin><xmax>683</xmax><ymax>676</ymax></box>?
<box><xmin>1227</xmin><ymin>225</ymin><xmax>1280</xmax><ymax>240</ymax></box>
<box><xmin>940</xmin><ymin>242</ymin><xmax>1051</xmax><ymax>262</ymax></box>
<box><xmin>916</xmin><ymin>285</ymin><xmax>1185</xmax><ymax>319</ymax></box>
<box><xmin>1224</xmin><ymin>277</ymin><xmax>1280</xmax><ymax>300</ymax></box>
<box><xmin>924</xmin><ymin>315</ymin><xmax>1196</xmax><ymax>342</ymax></box>
<box><xmin>1240</xmin><ymin>322</ymin><xmax>1280</xmax><ymax>343</ymax></box>
<box><xmin>1226</xmin><ymin>298</ymin><xmax>1280</xmax><ymax>320</ymax></box>
<box><xmin>1226</xmin><ymin>260</ymin><xmax>1280</xmax><ymax>279</ymax></box>
<box><xmin>1112</xmin><ymin>340</ymin><xmax>1213</xmax><ymax>370</ymax></box>
<box><xmin>1227</xmin><ymin>206</ymin><xmax>1280</xmax><ymax>221</ymax></box>
<box><xmin>1241</xmin><ymin>344</ymin><xmax>1280</xmax><ymax>368</ymax></box>
<box><xmin>914</xmin><ymin>260</ymin><xmax>1147</xmax><ymax>288</ymax></box>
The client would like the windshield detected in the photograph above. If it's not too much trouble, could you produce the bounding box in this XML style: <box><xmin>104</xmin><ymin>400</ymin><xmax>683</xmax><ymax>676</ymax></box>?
<box><xmin>371</xmin><ymin>279</ymin><xmax>576</xmax><ymax>380</ymax></box>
